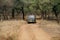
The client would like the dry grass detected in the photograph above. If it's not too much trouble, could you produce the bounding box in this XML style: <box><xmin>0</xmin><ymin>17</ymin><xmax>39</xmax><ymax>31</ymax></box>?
<box><xmin>0</xmin><ymin>20</ymin><xmax>26</xmax><ymax>40</ymax></box>
<box><xmin>0</xmin><ymin>20</ymin><xmax>60</xmax><ymax>40</ymax></box>
<box><xmin>39</xmin><ymin>20</ymin><xmax>60</xmax><ymax>40</ymax></box>
<box><xmin>51</xmin><ymin>35</ymin><xmax>60</xmax><ymax>40</ymax></box>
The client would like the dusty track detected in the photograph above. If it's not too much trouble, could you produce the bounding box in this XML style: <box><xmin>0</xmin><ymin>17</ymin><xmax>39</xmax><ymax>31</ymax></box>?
<box><xmin>17</xmin><ymin>21</ymin><xmax>51</xmax><ymax>40</ymax></box>
<box><xmin>0</xmin><ymin>20</ymin><xmax>51</xmax><ymax>40</ymax></box>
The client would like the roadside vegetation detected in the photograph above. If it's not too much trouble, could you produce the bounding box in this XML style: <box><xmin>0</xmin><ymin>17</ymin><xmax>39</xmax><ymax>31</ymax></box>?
<box><xmin>0</xmin><ymin>0</ymin><xmax>60</xmax><ymax>22</ymax></box>
<box><xmin>0</xmin><ymin>0</ymin><xmax>60</xmax><ymax>40</ymax></box>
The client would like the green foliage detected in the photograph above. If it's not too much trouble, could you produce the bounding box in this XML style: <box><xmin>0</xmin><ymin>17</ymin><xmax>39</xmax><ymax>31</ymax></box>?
<box><xmin>56</xmin><ymin>4</ymin><xmax>60</xmax><ymax>12</ymax></box>
<box><xmin>1</xmin><ymin>0</ymin><xmax>60</xmax><ymax>14</ymax></box>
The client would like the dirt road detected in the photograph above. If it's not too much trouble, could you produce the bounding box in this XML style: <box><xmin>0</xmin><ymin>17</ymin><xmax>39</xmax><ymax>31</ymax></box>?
<box><xmin>17</xmin><ymin>23</ymin><xmax>51</xmax><ymax>40</ymax></box>
<box><xmin>0</xmin><ymin>20</ymin><xmax>51</xmax><ymax>40</ymax></box>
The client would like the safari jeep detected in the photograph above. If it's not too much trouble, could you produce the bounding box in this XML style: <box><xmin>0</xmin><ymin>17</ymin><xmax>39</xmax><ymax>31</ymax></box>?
<box><xmin>27</xmin><ymin>14</ymin><xmax>36</xmax><ymax>23</ymax></box>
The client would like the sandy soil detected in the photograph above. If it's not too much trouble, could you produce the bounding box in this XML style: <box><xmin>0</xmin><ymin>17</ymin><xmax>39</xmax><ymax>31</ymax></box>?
<box><xmin>0</xmin><ymin>20</ymin><xmax>60</xmax><ymax>40</ymax></box>
<box><xmin>18</xmin><ymin>24</ymin><xmax>51</xmax><ymax>40</ymax></box>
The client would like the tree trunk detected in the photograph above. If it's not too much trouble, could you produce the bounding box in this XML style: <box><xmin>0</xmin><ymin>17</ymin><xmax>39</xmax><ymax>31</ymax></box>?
<box><xmin>21</xmin><ymin>7</ymin><xmax>24</xmax><ymax>20</ymax></box>
<box><xmin>12</xmin><ymin>9</ymin><xmax>15</xmax><ymax>19</ymax></box>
